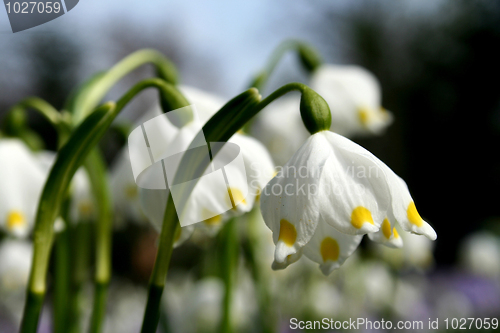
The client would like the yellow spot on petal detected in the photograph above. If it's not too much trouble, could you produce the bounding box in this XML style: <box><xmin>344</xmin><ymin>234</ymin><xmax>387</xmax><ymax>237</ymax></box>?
<box><xmin>278</xmin><ymin>219</ymin><xmax>297</xmax><ymax>246</ymax></box>
<box><xmin>407</xmin><ymin>202</ymin><xmax>423</xmax><ymax>227</ymax></box>
<box><xmin>201</xmin><ymin>208</ymin><xmax>222</xmax><ymax>226</ymax></box>
<box><xmin>320</xmin><ymin>237</ymin><xmax>340</xmax><ymax>262</ymax></box>
<box><xmin>203</xmin><ymin>214</ymin><xmax>222</xmax><ymax>226</ymax></box>
<box><xmin>358</xmin><ymin>107</ymin><xmax>370</xmax><ymax>127</ymax></box>
<box><xmin>382</xmin><ymin>218</ymin><xmax>392</xmax><ymax>239</ymax></box>
<box><xmin>229</xmin><ymin>187</ymin><xmax>246</xmax><ymax>209</ymax></box>
<box><xmin>393</xmin><ymin>228</ymin><xmax>400</xmax><ymax>238</ymax></box>
<box><xmin>6</xmin><ymin>210</ymin><xmax>26</xmax><ymax>231</ymax></box>
<box><xmin>351</xmin><ymin>206</ymin><xmax>374</xmax><ymax>229</ymax></box>
<box><xmin>125</xmin><ymin>185</ymin><xmax>138</xmax><ymax>199</ymax></box>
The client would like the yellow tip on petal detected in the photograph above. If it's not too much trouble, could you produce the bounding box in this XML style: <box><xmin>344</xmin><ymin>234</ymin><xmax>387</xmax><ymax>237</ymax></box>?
<box><xmin>358</xmin><ymin>107</ymin><xmax>369</xmax><ymax>127</ymax></box>
<box><xmin>6</xmin><ymin>210</ymin><xmax>26</xmax><ymax>231</ymax></box>
<box><xmin>407</xmin><ymin>202</ymin><xmax>423</xmax><ymax>227</ymax></box>
<box><xmin>351</xmin><ymin>206</ymin><xmax>374</xmax><ymax>229</ymax></box>
<box><xmin>393</xmin><ymin>228</ymin><xmax>400</xmax><ymax>238</ymax></box>
<box><xmin>278</xmin><ymin>219</ymin><xmax>297</xmax><ymax>246</ymax></box>
<box><xmin>229</xmin><ymin>187</ymin><xmax>246</xmax><ymax>209</ymax></box>
<box><xmin>203</xmin><ymin>214</ymin><xmax>222</xmax><ymax>226</ymax></box>
<box><xmin>320</xmin><ymin>237</ymin><xmax>340</xmax><ymax>262</ymax></box>
<box><xmin>382</xmin><ymin>218</ymin><xmax>392</xmax><ymax>239</ymax></box>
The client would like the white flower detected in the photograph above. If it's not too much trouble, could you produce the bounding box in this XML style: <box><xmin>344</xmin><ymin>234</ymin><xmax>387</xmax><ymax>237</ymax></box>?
<box><xmin>310</xmin><ymin>64</ymin><xmax>393</xmax><ymax>137</ymax></box>
<box><xmin>261</xmin><ymin>130</ymin><xmax>436</xmax><ymax>275</ymax></box>
<box><xmin>251</xmin><ymin>94</ymin><xmax>310</xmax><ymax>166</ymax></box>
<box><xmin>136</xmin><ymin>86</ymin><xmax>274</xmax><ymax>243</ymax></box>
<box><xmin>0</xmin><ymin>239</ymin><xmax>33</xmax><ymax>292</ymax></box>
<box><xmin>459</xmin><ymin>231</ymin><xmax>500</xmax><ymax>279</ymax></box>
<box><xmin>0</xmin><ymin>139</ymin><xmax>48</xmax><ymax>237</ymax></box>
<box><xmin>110</xmin><ymin>149</ymin><xmax>148</xmax><ymax>225</ymax></box>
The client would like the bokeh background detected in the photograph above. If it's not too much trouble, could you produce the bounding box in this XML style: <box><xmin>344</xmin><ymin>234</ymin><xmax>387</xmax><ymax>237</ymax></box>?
<box><xmin>1</xmin><ymin>0</ymin><xmax>499</xmax><ymax>332</ymax></box>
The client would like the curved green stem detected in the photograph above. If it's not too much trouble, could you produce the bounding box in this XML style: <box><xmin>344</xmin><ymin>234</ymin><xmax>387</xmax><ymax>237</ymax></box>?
<box><xmin>140</xmin><ymin>83</ymin><xmax>319</xmax><ymax>333</ymax></box>
<box><xmin>68</xmin><ymin>49</ymin><xmax>178</xmax><ymax>125</ymax></box>
<box><xmin>249</xmin><ymin>41</ymin><xmax>322</xmax><ymax>91</ymax></box>
<box><xmin>20</xmin><ymin>78</ymin><xmax>185</xmax><ymax>333</ymax></box>
<box><xmin>4</xmin><ymin>98</ymin><xmax>70</xmax><ymax>149</ymax></box>
<box><xmin>17</xmin><ymin>97</ymin><xmax>63</xmax><ymax>128</ymax></box>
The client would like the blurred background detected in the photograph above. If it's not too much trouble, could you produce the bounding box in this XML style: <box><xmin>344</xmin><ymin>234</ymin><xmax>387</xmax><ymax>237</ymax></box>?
<box><xmin>1</xmin><ymin>0</ymin><xmax>499</xmax><ymax>332</ymax></box>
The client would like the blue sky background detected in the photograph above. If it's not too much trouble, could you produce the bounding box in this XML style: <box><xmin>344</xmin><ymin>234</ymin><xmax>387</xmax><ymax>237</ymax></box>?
<box><xmin>0</xmin><ymin>0</ymin><xmax>445</xmax><ymax>103</ymax></box>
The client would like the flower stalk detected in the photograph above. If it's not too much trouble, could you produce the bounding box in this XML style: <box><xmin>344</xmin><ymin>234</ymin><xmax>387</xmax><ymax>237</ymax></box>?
<box><xmin>20</xmin><ymin>78</ymin><xmax>186</xmax><ymax>333</ymax></box>
<box><xmin>141</xmin><ymin>82</ymin><xmax>329</xmax><ymax>333</ymax></box>
<box><xmin>249</xmin><ymin>40</ymin><xmax>322</xmax><ymax>90</ymax></box>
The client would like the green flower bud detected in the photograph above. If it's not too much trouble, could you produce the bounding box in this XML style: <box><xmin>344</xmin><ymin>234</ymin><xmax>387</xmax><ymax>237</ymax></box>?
<box><xmin>300</xmin><ymin>87</ymin><xmax>331</xmax><ymax>134</ymax></box>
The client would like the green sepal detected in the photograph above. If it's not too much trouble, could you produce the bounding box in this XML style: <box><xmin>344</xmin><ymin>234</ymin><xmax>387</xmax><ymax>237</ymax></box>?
<box><xmin>300</xmin><ymin>87</ymin><xmax>331</xmax><ymax>134</ymax></box>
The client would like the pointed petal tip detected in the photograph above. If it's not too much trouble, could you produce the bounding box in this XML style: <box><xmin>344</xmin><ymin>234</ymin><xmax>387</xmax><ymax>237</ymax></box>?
<box><xmin>319</xmin><ymin>263</ymin><xmax>339</xmax><ymax>276</ymax></box>
<box><xmin>274</xmin><ymin>241</ymin><xmax>297</xmax><ymax>263</ymax></box>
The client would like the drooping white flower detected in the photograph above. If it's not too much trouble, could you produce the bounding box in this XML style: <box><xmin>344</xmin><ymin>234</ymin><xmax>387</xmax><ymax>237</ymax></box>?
<box><xmin>261</xmin><ymin>130</ymin><xmax>436</xmax><ymax>274</ymax></box>
<box><xmin>135</xmin><ymin>86</ymin><xmax>274</xmax><ymax>243</ymax></box>
<box><xmin>310</xmin><ymin>65</ymin><xmax>393</xmax><ymax>137</ymax></box>
<box><xmin>0</xmin><ymin>139</ymin><xmax>49</xmax><ymax>237</ymax></box>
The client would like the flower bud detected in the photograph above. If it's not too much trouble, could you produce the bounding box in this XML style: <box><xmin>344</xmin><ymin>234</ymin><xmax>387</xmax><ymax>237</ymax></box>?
<box><xmin>300</xmin><ymin>87</ymin><xmax>331</xmax><ymax>134</ymax></box>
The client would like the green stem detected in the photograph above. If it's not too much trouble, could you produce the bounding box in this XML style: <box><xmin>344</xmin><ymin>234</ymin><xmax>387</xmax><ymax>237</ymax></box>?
<box><xmin>140</xmin><ymin>89</ymin><xmax>261</xmax><ymax>333</ymax></box>
<box><xmin>4</xmin><ymin>98</ymin><xmax>69</xmax><ymax>149</ymax></box>
<box><xmin>245</xmin><ymin>207</ymin><xmax>276</xmax><ymax>333</ymax></box>
<box><xmin>249</xmin><ymin>41</ymin><xmax>321</xmax><ymax>91</ymax></box>
<box><xmin>17</xmin><ymin>97</ymin><xmax>64</xmax><ymax>128</ymax></box>
<box><xmin>85</xmin><ymin>149</ymin><xmax>113</xmax><ymax>333</ymax></box>
<box><xmin>140</xmin><ymin>83</ymin><xmax>316</xmax><ymax>333</ymax></box>
<box><xmin>53</xmin><ymin>227</ymin><xmax>70</xmax><ymax>333</ymax></box>
<box><xmin>20</xmin><ymin>78</ymin><xmax>185</xmax><ymax>333</ymax></box>
<box><xmin>219</xmin><ymin>219</ymin><xmax>238</xmax><ymax>333</ymax></box>
<box><xmin>69</xmin><ymin>49</ymin><xmax>178</xmax><ymax>125</ymax></box>
<box><xmin>68</xmin><ymin>222</ymin><xmax>91</xmax><ymax>333</ymax></box>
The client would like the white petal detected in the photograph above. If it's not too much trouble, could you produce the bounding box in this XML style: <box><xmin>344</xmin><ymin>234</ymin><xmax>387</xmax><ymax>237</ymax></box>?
<box><xmin>261</xmin><ymin>133</ymin><xmax>331</xmax><ymax>262</ymax></box>
<box><xmin>383</xmin><ymin>171</ymin><xmax>437</xmax><ymax>240</ymax></box>
<box><xmin>302</xmin><ymin>218</ymin><xmax>363</xmax><ymax>275</ymax></box>
<box><xmin>311</xmin><ymin>64</ymin><xmax>392</xmax><ymax>137</ymax></box>
<box><xmin>0</xmin><ymin>139</ymin><xmax>48</xmax><ymax>237</ymax></box>
<box><xmin>367</xmin><ymin>216</ymin><xmax>404</xmax><ymax>248</ymax></box>
<box><xmin>229</xmin><ymin>133</ymin><xmax>275</xmax><ymax>205</ymax></box>
<box><xmin>110</xmin><ymin>149</ymin><xmax>146</xmax><ymax>224</ymax></box>
<box><xmin>323</xmin><ymin>131</ymin><xmax>436</xmax><ymax>240</ymax></box>
<box><xmin>271</xmin><ymin>248</ymin><xmax>303</xmax><ymax>270</ymax></box>
<box><xmin>179</xmin><ymin>85</ymin><xmax>225</xmax><ymax>124</ymax></box>
<box><xmin>0</xmin><ymin>239</ymin><xmax>33</xmax><ymax>291</ymax></box>
<box><xmin>318</xmin><ymin>131</ymin><xmax>391</xmax><ymax>235</ymax></box>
